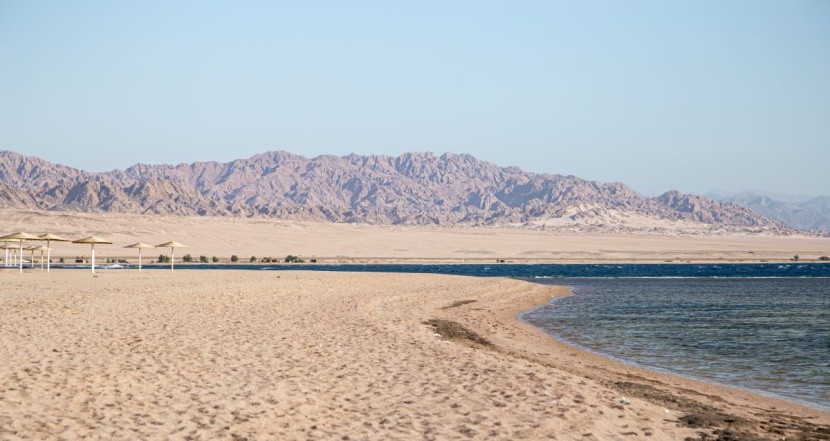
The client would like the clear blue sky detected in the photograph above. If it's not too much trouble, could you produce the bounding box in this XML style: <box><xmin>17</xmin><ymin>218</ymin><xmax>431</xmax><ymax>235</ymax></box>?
<box><xmin>1</xmin><ymin>1</ymin><xmax>828</xmax><ymax>196</ymax></box>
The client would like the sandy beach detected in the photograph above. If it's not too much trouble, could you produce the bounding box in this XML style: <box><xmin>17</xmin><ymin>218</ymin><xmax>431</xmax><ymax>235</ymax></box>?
<box><xmin>1</xmin><ymin>270</ymin><xmax>826</xmax><ymax>440</ymax></box>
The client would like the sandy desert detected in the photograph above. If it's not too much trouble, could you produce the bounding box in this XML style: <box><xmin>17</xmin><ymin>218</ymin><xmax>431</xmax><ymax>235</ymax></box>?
<box><xmin>1</xmin><ymin>209</ymin><xmax>828</xmax><ymax>263</ymax></box>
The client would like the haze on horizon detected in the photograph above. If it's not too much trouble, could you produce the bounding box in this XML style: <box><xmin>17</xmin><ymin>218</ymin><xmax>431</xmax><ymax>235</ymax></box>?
<box><xmin>0</xmin><ymin>1</ymin><xmax>828</xmax><ymax>197</ymax></box>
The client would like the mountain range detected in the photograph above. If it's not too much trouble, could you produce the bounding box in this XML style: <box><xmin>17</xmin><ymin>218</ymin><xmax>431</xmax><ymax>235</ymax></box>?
<box><xmin>709</xmin><ymin>191</ymin><xmax>830</xmax><ymax>233</ymax></box>
<box><xmin>0</xmin><ymin>150</ymin><xmax>794</xmax><ymax>234</ymax></box>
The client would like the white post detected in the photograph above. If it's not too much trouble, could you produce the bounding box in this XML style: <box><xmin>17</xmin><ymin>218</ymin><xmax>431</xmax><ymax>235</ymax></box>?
<box><xmin>139</xmin><ymin>248</ymin><xmax>142</xmax><ymax>272</ymax></box>
<box><xmin>91</xmin><ymin>244</ymin><xmax>96</xmax><ymax>274</ymax></box>
<box><xmin>19</xmin><ymin>240</ymin><xmax>23</xmax><ymax>273</ymax></box>
<box><xmin>4</xmin><ymin>246</ymin><xmax>7</xmax><ymax>267</ymax></box>
<box><xmin>171</xmin><ymin>247</ymin><xmax>175</xmax><ymax>272</ymax></box>
<box><xmin>46</xmin><ymin>240</ymin><xmax>51</xmax><ymax>273</ymax></box>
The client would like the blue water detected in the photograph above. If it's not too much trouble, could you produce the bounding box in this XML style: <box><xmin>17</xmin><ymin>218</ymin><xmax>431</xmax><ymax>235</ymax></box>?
<box><xmin>84</xmin><ymin>262</ymin><xmax>830</xmax><ymax>278</ymax></box>
<box><xmin>61</xmin><ymin>262</ymin><xmax>830</xmax><ymax>408</ymax></box>
<box><xmin>521</xmin><ymin>278</ymin><xmax>830</xmax><ymax>411</ymax></box>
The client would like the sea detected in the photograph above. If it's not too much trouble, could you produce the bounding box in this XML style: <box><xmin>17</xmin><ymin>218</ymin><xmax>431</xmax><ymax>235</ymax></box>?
<box><xmin>521</xmin><ymin>277</ymin><xmax>829</xmax><ymax>411</ymax></box>
<box><xmin>81</xmin><ymin>262</ymin><xmax>830</xmax><ymax>410</ymax></box>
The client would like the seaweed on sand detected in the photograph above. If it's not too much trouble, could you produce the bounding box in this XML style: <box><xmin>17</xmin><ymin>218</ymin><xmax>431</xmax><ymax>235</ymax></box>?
<box><xmin>423</xmin><ymin>319</ymin><xmax>493</xmax><ymax>347</ymax></box>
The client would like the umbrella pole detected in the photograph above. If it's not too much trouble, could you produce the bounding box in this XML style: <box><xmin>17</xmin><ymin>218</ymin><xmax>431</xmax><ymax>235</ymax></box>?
<box><xmin>30</xmin><ymin>249</ymin><xmax>34</xmax><ymax>268</ymax></box>
<box><xmin>40</xmin><ymin>250</ymin><xmax>44</xmax><ymax>270</ymax></box>
<box><xmin>91</xmin><ymin>244</ymin><xmax>96</xmax><ymax>274</ymax></box>
<box><xmin>19</xmin><ymin>240</ymin><xmax>23</xmax><ymax>273</ymax></box>
<box><xmin>46</xmin><ymin>240</ymin><xmax>51</xmax><ymax>273</ymax></box>
<box><xmin>171</xmin><ymin>247</ymin><xmax>175</xmax><ymax>272</ymax></box>
<box><xmin>139</xmin><ymin>248</ymin><xmax>142</xmax><ymax>272</ymax></box>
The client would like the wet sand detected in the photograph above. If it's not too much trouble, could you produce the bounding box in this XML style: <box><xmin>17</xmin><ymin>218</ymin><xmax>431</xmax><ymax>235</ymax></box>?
<box><xmin>0</xmin><ymin>270</ymin><xmax>827</xmax><ymax>440</ymax></box>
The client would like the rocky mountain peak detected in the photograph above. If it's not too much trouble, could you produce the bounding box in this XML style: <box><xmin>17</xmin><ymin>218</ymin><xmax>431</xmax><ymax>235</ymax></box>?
<box><xmin>0</xmin><ymin>150</ymin><xmax>794</xmax><ymax>233</ymax></box>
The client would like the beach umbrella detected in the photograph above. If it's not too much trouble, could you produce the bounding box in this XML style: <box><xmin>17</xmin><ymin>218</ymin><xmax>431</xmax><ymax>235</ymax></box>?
<box><xmin>155</xmin><ymin>241</ymin><xmax>187</xmax><ymax>272</ymax></box>
<box><xmin>72</xmin><ymin>236</ymin><xmax>113</xmax><ymax>273</ymax></box>
<box><xmin>25</xmin><ymin>245</ymin><xmax>35</xmax><ymax>268</ymax></box>
<box><xmin>7</xmin><ymin>244</ymin><xmax>23</xmax><ymax>266</ymax></box>
<box><xmin>27</xmin><ymin>245</ymin><xmax>49</xmax><ymax>270</ymax></box>
<box><xmin>2</xmin><ymin>242</ymin><xmax>14</xmax><ymax>266</ymax></box>
<box><xmin>2</xmin><ymin>243</ymin><xmax>22</xmax><ymax>267</ymax></box>
<box><xmin>39</xmin><ymin>233</ymin><xmax>70</xmax><ymax>273</ymax></box>
<box><xmin>0</xmin><ymin>232</ymin><xmax>42</xmax><ymax>273</ymax></box>
<box><xmin>124</xmin><ymin>242</ymin><xmax>153</xmax><ymax>271</ymax></box>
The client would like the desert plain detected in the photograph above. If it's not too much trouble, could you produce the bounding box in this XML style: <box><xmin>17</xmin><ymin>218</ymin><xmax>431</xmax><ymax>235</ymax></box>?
<box><xmin>0</xmin><ymin>209</ymin><xmax>828</xmax><ymax>263</ymax></box>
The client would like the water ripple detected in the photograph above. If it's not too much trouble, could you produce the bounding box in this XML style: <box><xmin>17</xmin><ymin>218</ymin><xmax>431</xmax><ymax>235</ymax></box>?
<box><xmin>522</xmin><ymin>278</ymin><xmax>830</xmax><ymax>411</ymax></box>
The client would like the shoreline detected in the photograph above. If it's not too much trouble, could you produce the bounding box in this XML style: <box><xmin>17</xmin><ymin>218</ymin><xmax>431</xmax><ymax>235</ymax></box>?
<box><xmin>440</xmin><ymin>279</ymin><xmax>830</xmax><ymax>439</ymax></box>
<box><xmin>516</xmin><ymin>290</ymin><xmax>829</xmax><ymax>413</ymax></box>
<box><xmin>12</xmin><ymin>260</ymin><xmax>830</xmax><ymax>274</ymax></box>
<box><xmin>1</xmin><ymin>270</ymin><xmax>827</xmax><ymax>439</ymax></box>
<box><xmin>9</xmin><ymin>258</ymin><xmax>830</xmax><ymax>266</ymax></box>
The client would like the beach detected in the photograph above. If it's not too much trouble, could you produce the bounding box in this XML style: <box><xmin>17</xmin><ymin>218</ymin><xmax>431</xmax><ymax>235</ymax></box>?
<box><xmin>1</xmin><ymin>270</ymin><xmax>826</xmax><ymax>440</ymax></box>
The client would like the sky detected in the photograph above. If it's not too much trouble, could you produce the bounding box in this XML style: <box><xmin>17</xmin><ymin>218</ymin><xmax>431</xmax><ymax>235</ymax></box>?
<box><xmin>0</xmin><ymin>1</ymin><xmax>828</xmax><ymax>197</ymax></box>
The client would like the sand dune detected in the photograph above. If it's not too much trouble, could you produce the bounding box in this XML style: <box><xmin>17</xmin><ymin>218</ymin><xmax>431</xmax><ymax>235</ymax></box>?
<box><xmin>1</xmin><ymin>271</ymin><xmax>826</xmax><ymax>440</ymax></box>
<box><xmin>1</xmin><ymin>209</ymin><xmax>828</xmax><ymax>263</ymax></box>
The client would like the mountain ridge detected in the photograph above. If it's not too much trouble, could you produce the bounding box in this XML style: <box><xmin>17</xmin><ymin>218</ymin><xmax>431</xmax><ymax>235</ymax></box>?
<box><xmin>711</xmin><ymin>191</ymin><xmax>830</xmax><ymax>233</ymax></box>
<box><xmin>0</xmin><ymin>150</ymin><xmax>794</xmax><ymax>233</ymax></box>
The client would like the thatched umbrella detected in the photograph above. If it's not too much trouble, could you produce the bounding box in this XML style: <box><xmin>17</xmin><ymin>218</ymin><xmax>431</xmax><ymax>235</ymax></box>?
<box><xmin>0</xmin><ymin>232</ymin><xmax>42</xmax><ymax>273</ymax></box>
<box><xmin>72</xmin><ymin>236</ymin><xmax>113</xmax><ymax>273</ymax></box>
<box><xmin>124</xmin><ymin>242</ymin><xmax>153</xmax><ymax>271</ymax></box>
<box><xmin>27</xmin><ymin>245</ymin><xmax>49</xmax><ymax>270</ymax></box>
<box><xmin>39</xmin><ymin>233</ymin><xmax>70</xmax><ymax>273</ymax></box>
<box><xmin>155</xmin><ymin>241</ymin><xmax>187</xmax><ymax>272</ymax></box>
<box><xmin>2</xmin><ymin>243</ymin><xmax>22</xmax><ymax>267</ymax></box>
<box><xmin>25</xmin><ymin>245</ymin><xmax>35</xmax><ymax>268</ymax></box>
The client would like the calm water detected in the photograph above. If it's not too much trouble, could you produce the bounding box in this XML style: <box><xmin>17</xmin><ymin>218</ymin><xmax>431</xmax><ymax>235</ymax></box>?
<box><xmin>521</xmin><ymin>278</ymin><xmax>830</xmax><ymax>410</ymax></box>
<box><xmin>88</xmin><ymin>262</ymin><xmax>830</xmax><ymax>278</ymax></box>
